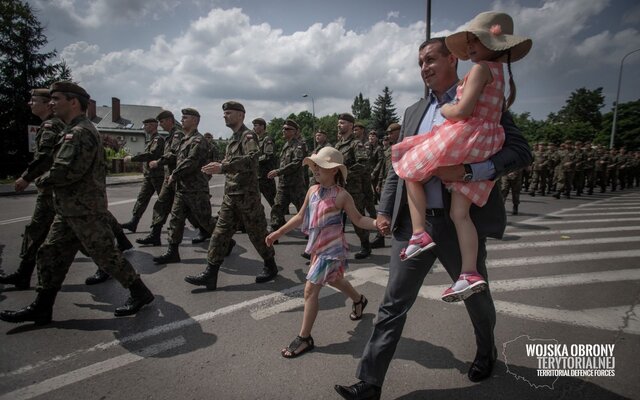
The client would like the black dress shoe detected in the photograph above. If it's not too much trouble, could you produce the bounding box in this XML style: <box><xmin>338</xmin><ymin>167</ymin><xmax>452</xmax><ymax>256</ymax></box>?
<box><xmin>468</xmin><ymin>353</ymin><xmax>496</xmax><ymax>382</ymax></box>
<box><xmin>334</xmin><ymin>381</ymin><xmax>381</xmax><ymax>400</ymax></box>
<box><xmin>85</xmin><ymin>269</ymin><xmax>111</xmax><ymax>285</ymax></box>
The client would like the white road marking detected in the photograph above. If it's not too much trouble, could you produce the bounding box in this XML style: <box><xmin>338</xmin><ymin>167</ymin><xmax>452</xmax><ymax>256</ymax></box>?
<box><xmin>486</xmin><ymin>236</ymin><xmax>640</xmax><ymax>250</ymax></box>
<box><xmin>504</xmin><ymin>225</ymin><xmax>640</xmax><ymax>237</ymax></box>
<box><xmin>521</xmin><ymin>217</ymin><xmax>640</xmax><ymax>225</ymax></box>
<box><xmin>541</xmin><ymin>211</ymin><xmax>640</xmax><ymax>217</ymax></box>
<box><xmin>0</xmin><ymin>336</ymin><xmax>186</xmax><ymax>400</ymax></box>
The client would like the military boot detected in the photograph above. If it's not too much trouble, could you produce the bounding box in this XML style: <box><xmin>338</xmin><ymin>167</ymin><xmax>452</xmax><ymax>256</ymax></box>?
<box><xmin>114</xmin><ymin>229</ymin><xmax>133</xmax><ymax>252</ymax></box>
<box><xmin>512</xmin><ymin>204</ymin><xmax>519</xmax><ymax>215</ymax></box>
<box><xmin>0</xmin><ymin>260</ymin><xmax>36</xmax><ymax>290</ymax></box>
<box><xmin>255</xmin><ymin>258</ymin><xmax>278</xmax><ymax>283</ymax></box>
<box><xmin>225</xmin><ymin>239</ymin><xmax>236</xmax><ymax>257</ymax></box>
<box><xmin>114</xmin><ymin>278</ymin><xmax>154</xmax><ymax>317</ymax></box>
<box><xmin>120</xmin><ymin>215</ymin><xmax>140</xmax><ymax>233</ymax></box>
<box><xmin>191</xmin><ymin>228</ymin><xmax>211</xmax><ymax>244</ymax></box>
<box><xmin>354</xmin><ymin>240</ymin><xmax>371</xmax><ymax>259</ymax></box>
<box><xmin>184</xmin><ymin>263</ymin><xmax>221</xmax><ymax>290</ymax></box>
<box><xmin>153</xmin><ymin>244</ymin><xmax>181</xmax><ymax>264</ymax></box>
<box><xmin>370</xmin><ymin>234</ymin><xmax>385</xmax><ymax>249</ymax></box>
<box><xmin>553</xmin><ymin>191</ymin><xmax>561</xmax><ymax>199</ymax></box>
<box><xmin>0</xmin><ymin>288</ymin><xmax>58</xmax><ymax>325</ymax></box>
<box><xmin>136</xmin><ymin>225</ymin><xmax>162</xmax><ymax>246</ymax></box>
<box><xmin>85</xmin><ymin>268</ymin><xmax>111</xmax><ymax>285</ymax></box>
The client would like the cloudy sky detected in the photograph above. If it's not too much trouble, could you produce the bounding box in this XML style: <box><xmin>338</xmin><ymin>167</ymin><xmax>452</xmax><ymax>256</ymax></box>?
<box><xmin>28</xmin><ymin>0</ymin><xmax>640</xmax><ymax>138</ymax></box>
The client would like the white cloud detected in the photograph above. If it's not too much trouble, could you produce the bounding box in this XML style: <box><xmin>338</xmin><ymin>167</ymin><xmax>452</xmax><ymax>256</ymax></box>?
<box><xmin>387</xmin><ymin>11</ymin><xmax>399</xmax><ymax>20</ymax></box>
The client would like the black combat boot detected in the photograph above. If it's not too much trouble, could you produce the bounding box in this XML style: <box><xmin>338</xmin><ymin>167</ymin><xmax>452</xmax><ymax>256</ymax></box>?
<box><xmin>225</xmin><ymin>239</ymin><xmax>236</xmax><ymax>257</ymax></box>
<box><xmin>114</xmin><ymin>278</ymin><xmax>154</xmax><ymax>317</ymax></box>
<box><xmin>136</xmin><ymin>225</ymin><xmax>162</xmax><ymax>246</ymax></box>
<box><xmin>354</xmin><ymin>241</ymin><xmax>371</xmax><ymax>259</ymax></box>
<box><xmin>553</xmin><ymin>191</ymin><xmax>561</xmax><ymax>199</ymax></box>
<box><xmin>370</xmin><ymin>234</ymin><xmax>385</xmax><ymax>249</ymax></box>
<box><xmin>85</xmin><ymin>268</ymin><xmax>111</xmax><ymax>285</ymax></box>
<box><xmin>0</xmin><ymin>288</ymin><xmax>58</xmax><ymax>325</ymax></box>
<box><xmin>191</xmin><ymin>228</ymin><xmax>211</xmax><ymax>244</ymax></box>
<box><xmin>0</xmin><ymin>260</ymin><xmax>36</xmax><ymax>290</ymax></box>
<box><xmin>114</xmin><ymin>229</ymin><xmax>133</xmax><ymax>252</ymax></box>
<box><xmin>153</xmin><ymin>244</ymin><xmax>181</xmax><ymax>264</ymax></box>
<box><xmin>184</xmin><ymin>263</ymin><xmax>221</xmax><ymax>290</ymax></box>
<box><xmin>512</xmin><ymin>204</ymin><xmax>519</xmax><ymax>215</ymax></box>
<box><xmin>120</xmin><ymin>215</ymin><xmax>140</xmax><ymax>233</ymax></box>
<box><xmin>255</xmin><ymin>258</ymin><xmax>278</xmax><ymax>283</ymax></box>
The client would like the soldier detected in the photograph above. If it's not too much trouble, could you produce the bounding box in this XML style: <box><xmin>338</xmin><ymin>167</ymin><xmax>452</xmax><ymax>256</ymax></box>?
<box><xmin>617</xmin><ymin>147</ymin><xmax>631</xmax><ymax>190</ymax></box>
<box><xmin>268</xmin><ymin>119</ymin><xmax>307</xmax><ymax>231</ymax></box>
<box><xmin>582</xmin><ymin>141</ymin><xmax>596</xmax><ymax>195</ymax></box>
<box><xmin>120</xmin><ymin>118</ymin><xmax>165</xmax><ymax>233</ymax></box>
<box><xmin>185</xmin><ymin>101</ymin><xmax>278</xmax><ymax>289</ymax></box>
<box><xmin>296</xmin><ymin>129</ymin><xmax>310</xmax><ymax>189</ymax></box>
<box><xmin>527</xmin><ymin>142</ymin><xmax>549</xmax><ymax>196</ymax></box>
<box><xmin>0</xmin><ymin>81</ymin><xmax>154</xmax><ymax>325</ymax></box>
<box><xmin>335</xmin><ymin>113</ymin><xmax>371</xmax><ymax>259</ymax></box>
<box><xmin>371</xmin><ymin>122</ymin><xmax>401</xmax><ymax>249</ymax></box>
<box><xmin>595</xmin><ymin>144</ymin><xmax>610</xmax><ymax>193</ymax></box>
<box><xmin>253</xmin><ymin>118</ymin><xmax>277</xmax><ymax>206</ymax></box>
<box><xmin>607</xmin><ymin>148</ymin><xmax>619</xmax><ymax>191</ymax></box>
<box><xmin>368</xmin><ymin>130</ymin><xmax>385</xmax><ymax>202</ymax></box>
<box><xmin>501</xmin><ymin>169</ymin><xmax>523</xmax><ymax>215</ymax></box>
<box><xmin>153</xmin><ymin>108</ymin><xmax>217</xmax><ymax>264</ymax></box>
<box><xmin>0</xmin><ymin>89</ymin><xmax>65</xmax><ymax>290</ymax></box>
<box><xmin>573</xmin><ymin>141</ymin><xmax>587</xmax><ymax>196</ymax></box>
<box><xmin>354</xmin><ymin>122</ymin><xmax>377</xmax><ymax>218</ymax></box>
<box><xmin>308</xmin><ymin>129</ymin><xmax>332</xmax><ymax>186</ymax></box>
<box><xmin>203</xmin><ymin>132</ymin><xmax>221</xmax><ymax>163</ymax></box>
<box><xmin>553</xmin><ymin>141</ymin><xmax>576</xmax><ymax>199</ymax></box>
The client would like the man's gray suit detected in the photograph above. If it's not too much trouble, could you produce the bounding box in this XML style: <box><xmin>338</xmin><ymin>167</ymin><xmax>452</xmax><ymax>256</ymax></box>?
<box><xmin>356</xmin><ymin>97</ymin><xmax>532</xmax><ymax>386</ymax></box>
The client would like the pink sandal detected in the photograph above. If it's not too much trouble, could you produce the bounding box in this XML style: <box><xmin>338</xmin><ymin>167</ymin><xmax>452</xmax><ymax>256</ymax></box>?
<box><xmin>441</xmin><ymin>272</ymin><xmax>488</xmax><ymax>302</ymax></box>
<box><xmin>400</xmin><ymin>232</ymin><xmax>436</xmax><ymax>261</ymax></box>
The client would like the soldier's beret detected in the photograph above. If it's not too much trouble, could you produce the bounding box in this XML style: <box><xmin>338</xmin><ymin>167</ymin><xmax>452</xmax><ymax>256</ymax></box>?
<box><xmin>368</xmin><ymin>130</ymin><xmax>378</xmax><ymax>136</ymax></box>
<box><xmin>252</xmin><ymin>118</ymin><xmax>266</xmax><ymax>127</ymax></box>
<box><xmin>49</xmin><ymin>81</ymin><xmax>90</xmax><ymax>99</ymax></box>
<box><xmin>156</xmin><ymin>110</ymin><xmax>173</xmax><ymax>120</ymax></box>
<box><xmin>338</xmin><ymin>113</ymin><xmax>355</xmax><ymax>123</ymax></box>
<box><xmin>182</xmin><ymin>108</ymin><xmax>200</xmax><ymax>117</ymax></box>
<box><xmin>31</xmin><ymin>88</ymin><xmax>51</xmax><ymax>98</ymax></box>
<box><xmin>354</xmin><ymin>121</ymin><xmax>366</xmax><ymax>129</ymax></box>
<box><xmin>203</xmin><ymin>132</ymin><xmax>213</xmax><ymax>139</ymax></box>
<box><xmin>315</xmin><ymin>129</ymin><xmax>327</xmax><ymax>135</ymax></box>
<box><xmin>284</xmin><ymin>119</ymin><xmax>299</xmax><ymax>130</ymax></box>
<box><xmin>222</xmin><ymin>101</ymin><xmax>245</xmax><ymax>113</ymax></box>
<box><xmin>143</xmin><ymin>117</ymin><xmax>157</xmax><ymax>124</ymax></box>
<box><xmin>386</xmin><ymin>122</ymin><xmax>401</xmax><ymax>132</ymax></box>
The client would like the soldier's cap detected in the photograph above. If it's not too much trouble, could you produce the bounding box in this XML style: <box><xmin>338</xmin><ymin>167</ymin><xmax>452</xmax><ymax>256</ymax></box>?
<box><xmin>182</xmin><ymin>108</ymin><xmax>200</xmax><ymax>117</ymax></box>
<box><xmin>354</xmin><ymin>121</ymin><xmax>366</xmax><ymax>129</ymax></box>
<box><xmin>563</xmin><ymin>140</ymin><xmax>573</xmax><ymax>144</ymax></box>
<box><xmin>156</xmin><ymin>110</ymin><xmax>174</xmax><ymax>120</ymax></box>
<box><xmin>383</xmin><ymin>135</ymin><xmax>390</xmax><ymax>141</ymax></box>
<box><xmin>252</xmin><ymin>118</ymin><xmax>266</xmax><ymax>127</ymax></box>
<box><xmin>222</xmin><ymin>101</ymin><xmax>245</xmax><ymax>113</ymax></box>
<box><xmin>368</xmin><ymin>130</ymin><xmax>378</xmax><ymax>136</ymax></box>
<box><xmin>338</xmin><ymin>113</ymin><xmax>355</xmax><ymax>123</ymax></box>
<box><xmin>49</xmin><ymin>81</ymin><xmax>90</xmax><ymax>99</ymax></box>
<box><xmin>143</xmin><ymin>117</ymin><xmax>157</xmax><ymax>124</ymax></box>
<box><xmin>386</xmin><ymin>122</ymin><xmax>401</xmax><ymax>132</ymax></box>
<box><xmin>31</xmin><ymin>88</ymin><xmax>51</xmax><ymax>98</ymax></box>
<box><xmin>303</xmin><ymin>147</ymin><xmax>348</xmax><ymax>181</ymax></box>
<box><xmin>203</xmin><ymin>132</ymin><xmax>213</xmax><ymax>139</ymax></box>
<box><xmin>315</xmin><ymin>129</ymin><xmax>327</xmax><ymax>135</ymax></box>
<box><xmin>283</xmin><ymin>119</ymin><xmax>299</xmax><ymax>130</ymax></box>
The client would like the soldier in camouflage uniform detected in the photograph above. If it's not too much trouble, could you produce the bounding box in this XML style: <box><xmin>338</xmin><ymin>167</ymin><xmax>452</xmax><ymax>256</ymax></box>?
<box><xmin>572</xmin><ymin>141</ymin><xmax>587</xmax><ymax>196</ymax></box>
<box><xmin>120</xmin><ymin>118</ymin><xmax>166</xmax><ymax>233</ymax></box>
<box><xmin>0</xmin><ymin>89</ymin><xmax>65</xmax><ymax>290</ymax></box>
<box><xmin>553</xmin><ymin>141</ymin><xmax>577</xmax><ymax>199</ymax></box>
<box><xmin>582</xmin><ymin>141</ymin><xmax>596</xmax><ymax>195</ymax></box>
<box><xmin>335</xmin><ymin>113</ymin><xmax>371</xmax><ymax>259</ymax></box>
<box><xmin>527</xmin><ymin>142</ymin><xmax>549</xmax><ymax>196</ymax></box>
<box><xmin>203</xmin><ymin>132</ymin><xmax>221</xmax><ymax>163</ymax></box>
<box><xmin>0</xmin><ymin>82</ymin><xmax>154</xmax><ymax>325</ymax></box>
<box><xmin>269</xmin><ymin>119</ymin><xmax>307</xmax><ymax>231</ymax></box>
<box><xmin>368</xmin><ymin>130</ymin><xmax>385</xmax><ymax>202</ymax></box>
<box><xmin>185</xmin><ymin>101</ymin><xmax>278</xmax><ymax>290</ymax></box>
<box><xmin>308</xmin><ymin>130</ymin><xmax>332</xmax><ymax>186</ymax></box>
<box><xmin>296</xmin><ymin>129</ymin><xmax>310</xmax><ymax>189</ymax></box>
<box><xmin>607</xmin><ymin>148</ymin><xmax>620</xmax><ymax>191</ymax></box>
<box><xmin>153</xmin><ymin>108</ymin><xmax>217</xmax><ymax>264</ymax></box>
<box><xmin>594</xmin><ymin>144</ymin><xmax>610</xmax><ymax>193</ymax></box>
<box><xmin>354</xmin><ymin>122</ymin><xmax>377</xmax><ymax>218</ymax></box>
<box><xmin>545</xmin><ymin>142</ymin><xmax>560</xmax><ymax>194</ymax></box>
<box><xmin>501</xmin><ymin>169</ymin><xmax>524</xmax><ymax>215</ymax></box>
<box><xmin>253</xmin><ymin>118</ymin><xmax>277</xmax><ymax>206</ymax></box>
<box><xmin>617</xmin><ymin>147</ymin><xmax>631</xmax><ymax>190</ymax></box>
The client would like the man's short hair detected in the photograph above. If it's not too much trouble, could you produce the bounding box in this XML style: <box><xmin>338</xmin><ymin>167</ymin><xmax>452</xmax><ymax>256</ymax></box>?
<box><xmin>419</xmin><ymin>37</ymin><xmax>450</xmax><ymax>56</ymax></box>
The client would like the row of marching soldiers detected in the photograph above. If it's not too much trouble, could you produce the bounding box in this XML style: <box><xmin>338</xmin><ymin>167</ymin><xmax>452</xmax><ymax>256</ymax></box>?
<box><xmin>0</xmin><ymin>81</ymin><xmax>400</xmax><ymax>325</ymax></box>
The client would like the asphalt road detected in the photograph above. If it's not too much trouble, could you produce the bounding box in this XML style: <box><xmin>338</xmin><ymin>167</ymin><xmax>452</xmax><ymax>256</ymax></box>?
<box><xmin>0</xmin><ymin>176</ymin><xmax>638</xmax><ymax>400</ymax></box>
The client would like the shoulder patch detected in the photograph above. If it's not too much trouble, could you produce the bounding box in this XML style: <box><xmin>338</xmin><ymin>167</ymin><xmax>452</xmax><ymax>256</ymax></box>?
<box><xmin>64</xmin><ymin>133</ymin><xmax>74</xmax><ymax>141</ymax></box>
<box><xmin>43</xmin><ymin>123</ymin><xmax>52</xmax><ymax>129</ymax></box>
<box><xmin>245</xmin><ymin>133</ymin><xmax>254</xmax><ymax>139</ymax></box>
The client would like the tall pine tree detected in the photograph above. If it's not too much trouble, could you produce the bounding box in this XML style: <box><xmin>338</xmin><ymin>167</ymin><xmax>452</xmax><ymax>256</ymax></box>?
<box><xmin>351</xmin><ymin>93</ymin><xmax>371</xmax><ymax>120</ymax></box>
<box><xmin>371</xmin><ymin>86</ymin><xmax>399</xmax><ymax>137</ymax></box>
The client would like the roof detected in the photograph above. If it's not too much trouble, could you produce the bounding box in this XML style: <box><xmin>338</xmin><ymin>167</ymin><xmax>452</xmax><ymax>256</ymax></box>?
<box><xmin>92</xmin><ymin>104</ymin><xmax>166</xmax><ymax>130</ymax></box>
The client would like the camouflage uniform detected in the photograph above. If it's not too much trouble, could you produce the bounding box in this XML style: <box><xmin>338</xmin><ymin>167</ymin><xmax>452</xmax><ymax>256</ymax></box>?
<box><xmin>527</xmin><ymin>144</ymin><xmax>549</xmax><ymax>196</ymax></box>
<box><xmin>167</xmin><ymin>130</ymin><xmax>217</xmax><ymax>246</ymax></box>
<box><xmin>36</xmin><ymin>115</ymin><xmax>139</xmax><ymax>290</ymax></box>
<box><xmin>150</xmin><ymin>125</ymin><xmax>184</xmax><ymax>229</ymax></box>
<box><xmin>617</xmin><ymin>149</ymin><xmax>631</xmax><ymax>190</ymax></box>
<box><xmin>572</xmin><ymin>143</ymin><xmax>587</xmax><ymax>196</ymax></box>
<box><xmin>362</xmin><ymin>140</ymin><xmax>381</xmax><ymax>214</ymax></box>
<box><xmin>129</xmin><ymin>133</ymin><xmax>165</xmax><ymax>219</ymax></box>
<box><xmin>369</xmin><ymin>142</ymin><xmax>385</xmax><ymax>199</ymax></box>
<box><xmin>553</xmin><ymin>143</ymin><xmax>577</xmax><ymax>199</ymax></box>
<box><xmin>270</xmin><ymin>136</ymin><xmax>306</xmax><ymax>230</ymax></box>
<box><xmin>595</xmin><ymin>147</ymin><xmax>610</xmax><ymax>193</ymax></box>
<box><xmin>308</xmin><ymin>141</ymin><xmax>332</xmax><ymax>186</ymax></box>
<box><xmin>582</xmin><ymin>144</ymin><xmax>596</xmax><ymax>195</ymax></box>
<box><xmin>501</xmin><ymin>169</ymin><xmax>523</xmax><ymax>215</ymax></box>
<box><xmin>258</xmin><ymin>132</ymin><xmax>277</xmax><ymax>206</ymax></box>
<box><xmin>607</xmin><ymin>150</ymin><xmax>620</xmax><ymax>191</ymax></box>
<box><xmin>207</xmin><ymin>124</ymin><xmax>274</xmax><ymax>265</ymax></box>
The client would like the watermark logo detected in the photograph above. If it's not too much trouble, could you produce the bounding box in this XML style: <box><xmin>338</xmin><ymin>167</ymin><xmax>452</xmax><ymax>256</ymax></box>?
<box><xmin>503</xmin><ymin>335</ymin><xmax>616</xmax><ymax>389</ymax></box>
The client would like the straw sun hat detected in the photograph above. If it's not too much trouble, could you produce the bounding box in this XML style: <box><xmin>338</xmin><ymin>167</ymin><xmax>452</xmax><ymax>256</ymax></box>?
<box><xmin>303</xmin><ymin>147</ymin><xmax>348</xmax><ymax>181</ymax></box>
<box><xmin>445</xmin><ymin>11</ymin><xmax>532</xmax><ymax>62</ymax></box>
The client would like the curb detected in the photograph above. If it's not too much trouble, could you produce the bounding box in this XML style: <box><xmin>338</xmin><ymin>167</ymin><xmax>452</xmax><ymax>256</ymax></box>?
<box><xmin>0</xmin><ymin>176</ymin><xmax>144</xmax><ymax>197</ymax></box>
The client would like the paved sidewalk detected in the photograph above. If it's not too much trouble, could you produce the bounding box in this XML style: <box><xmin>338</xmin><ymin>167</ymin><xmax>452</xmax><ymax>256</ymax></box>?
<box><xmin>0</xmin><ymin>174</ymin><xmax>144</xmax><ymax>197</ymax></box>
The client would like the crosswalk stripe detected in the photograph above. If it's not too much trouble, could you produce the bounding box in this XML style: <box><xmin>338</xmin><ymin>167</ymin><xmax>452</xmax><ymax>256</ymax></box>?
<box><xmin>487</xmin><ymin>236</ymin><xmax>640</xmax><ymax>250</ymax></box>
<box><xmin>548</xmin><ymin>211</ymin><xmax>640</xmax><ymax>217</ymax></box>
<box><xmin>522</xmin><ymin>217</ymin><xmax>640</xmax><ymax>225</ymax></box>
<box><xmin>504</xmin><ymin>225</ymin><xmax>640</xmax><ymax>237</ymax></box>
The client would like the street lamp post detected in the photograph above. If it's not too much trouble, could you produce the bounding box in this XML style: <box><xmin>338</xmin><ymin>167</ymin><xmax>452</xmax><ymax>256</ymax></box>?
<box><xmin>609</xmin><ymin>48</ymin><xmax>640</xmax><ymax>149</ymax></box>
<box><xmin>302</xmin><ymin>93</ymin><xmax>315</xmax><ymax>131</ymax></box>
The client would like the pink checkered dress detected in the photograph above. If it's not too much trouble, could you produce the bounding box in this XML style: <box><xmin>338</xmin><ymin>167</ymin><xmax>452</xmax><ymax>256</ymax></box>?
<box><xmin>392</xmin><ymin>61</ymin><xmax>506</xmax><ymax>207</ymax></box>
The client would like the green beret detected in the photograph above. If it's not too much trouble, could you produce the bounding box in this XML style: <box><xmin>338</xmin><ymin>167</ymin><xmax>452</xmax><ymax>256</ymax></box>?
<box><xmin>156</xmin><ymin>110</ymin><xmax>173</xmax><ymax>120</ymax></box>
<box><xmin>181</xmin><ymin>108</ymin><xmax>200</xmax><ymax>117</ymax></box>
<box><xmin>386</xmin><ymin>123</ymin><xmax>401</xmax><ymax>132</ymax></box>
<box><xmin>203</xmin><ymin>132</ymin><xmax>213</xmax><ymax>139</ymax></box>
<box><xmin>31</xmin><ymin>88</ymin><xmax>51</xmax><ymax>98</ymax></box>
<box><xmin>143</xmin><ymin>117</ymin><xmax>157</xmax><ymax>124</ymax></box>
<box><xmin>49</xmin><ymin>81</ymin><xmax>90</xmax><ymax>99</ymax></box>
<box><xmin>315</xmin><ymin>129</ymin><xmax>327</xmax><ymax>135</ymax></box>
<box><xmin>338</xmin><ymin>113</ymin><xmax>355</xmax><ymax>123</ymax></box>
<box><xmin>368</xmin><ymin>130</ymin><xmax>378</xmax><ymax>136</ymax></box>
<box><xmin>284</xmin><ymin>119</ymin><xmax>299</xmax><ymax>130</ymax></box>
<box><xmin>354</xmin><ymin>121</ymin><xmax>366</xmax><ymax>129</ymax></box>
<box><xmin>222</xmin><ymin>101</ymin><xmax>245</xmax><ymax>113</ymax></box>
<box><xmin>252</xmin><ymin>118</ymin><xmax>266</xmax><ymax>127</ymax></box>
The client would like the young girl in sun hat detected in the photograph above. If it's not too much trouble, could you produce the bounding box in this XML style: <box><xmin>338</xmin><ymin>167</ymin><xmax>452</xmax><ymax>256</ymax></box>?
<box><xmin>391</xmin><ymin>11</ymin><xmax>532</xmax><ymax>302</ymax></box>
<box><xmin>266</xmin><ymin>146</ymin><xmax>379</xmax><ymax>358</ymax></box>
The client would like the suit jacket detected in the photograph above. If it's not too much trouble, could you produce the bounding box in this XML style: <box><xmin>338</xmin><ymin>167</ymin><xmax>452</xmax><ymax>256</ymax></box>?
<box><xmin>379</xmin><ymin>98</ymin><xmax>532</xmax><ymax>240</ymax></box>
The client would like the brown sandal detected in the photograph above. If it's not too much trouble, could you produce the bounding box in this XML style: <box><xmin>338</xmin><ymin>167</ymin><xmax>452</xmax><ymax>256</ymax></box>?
<box><xmin>281</xmin><ymin>335</ymin><xmax>314</xmax><ymax>358</ymax></box>
<box><xmin>349</xmin><ymin>295</ymin><xmax>368</xmax><ymax>321</ymax></box>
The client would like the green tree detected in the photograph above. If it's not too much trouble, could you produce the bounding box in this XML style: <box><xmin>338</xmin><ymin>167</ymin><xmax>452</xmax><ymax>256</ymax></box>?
<box><xmin>351</xmin><ymin>93</ymin><xmax>371</xmax><ymax>120</ymax></box>
<box><xmin>554</xmin><ymin>87</ymin><xmax>605</xmax><ymax>131</ymax></box>
<box><xmin>596</xmin><ymin>99</ymin><xmax>640</xmax><ymax>149</ymax></box>
<box><xmin>0</xmin><ymin>0</ymin><xmax>71</xmax><ymax>178</ymax></box>
<box><xmin>370</xmin><ymin>86</ymin><xmax>399</xmax><ymax>137</ymax></box>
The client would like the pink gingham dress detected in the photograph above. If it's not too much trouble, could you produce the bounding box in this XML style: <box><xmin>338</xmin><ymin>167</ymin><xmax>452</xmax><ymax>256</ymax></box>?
<box><xmin>392</xmin><ymin>61</ymin><xmax>506</xmax><ymax>207</ymax></box>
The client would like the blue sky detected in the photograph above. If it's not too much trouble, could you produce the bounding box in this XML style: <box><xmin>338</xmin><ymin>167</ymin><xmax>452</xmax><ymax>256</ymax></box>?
<box><xmin>28</xmin><ymin>0</ymin><xmax>640</xmax><ymax>138</ymax></box>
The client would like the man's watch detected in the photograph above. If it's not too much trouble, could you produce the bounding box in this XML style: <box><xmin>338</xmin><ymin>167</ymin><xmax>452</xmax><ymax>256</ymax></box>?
<box><xmin>462</xmin><ymin>164</ymin><xmax>473</xmax><ymax>182</ymax></box>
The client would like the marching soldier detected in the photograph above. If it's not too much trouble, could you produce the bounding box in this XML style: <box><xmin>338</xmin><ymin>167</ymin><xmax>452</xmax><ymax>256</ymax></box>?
<box><xmin>308</xmin><ymin>129</ymin><xmax>332</xmax><ymax>186</ymax></box>
<box><xmin>253</xmin><ymin>118</ymin><xmax>277</xmax><ymax>206</ymax></box>
<box><xmin>368</xmin><ymin>130</ymin><xmax>385</xmax><ymax>202</ymax></box>
<box><xmin>582</xmin><ymin>141</ymin><xmax>596</xmax><ymax>195</ymax></box>
<box><xmin>354</xmin><ymin>122</ymin><xmax>377</xmax><ymax>218</ymax></box>
<box><xmin>528</xmin><ymin>142</ymin><xmax>549</xmax><ymax>196</ymax></box>
<box><xmin>501</xmin><ymin>169</ymin><xmax>524</xmax><ymax>215</ymax></box>
<box><xmin>573</xmin><ymin>141</ymin><xmax>587</xmax><ymax>196</ymax></box>
<box><xmin>595</xmin><ymin>144</ymin><xmax>610</xmax><ymax>193</ymax></box>
<box><xmin>553</xmin><ymin>141</ymin><xmax>577</xmax><ymax>199</ymax></box>
<box><xmin>607</xmin><ymin>148</ymin><xmax>620</xmax><ymax>191</ymax></box>
<box><xmin>203</xmin><ymin>132</ymin><xmax>221</xmax><ymax>163</ymax></box>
